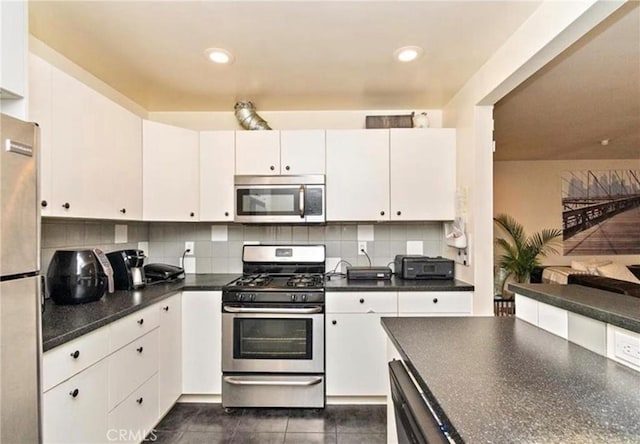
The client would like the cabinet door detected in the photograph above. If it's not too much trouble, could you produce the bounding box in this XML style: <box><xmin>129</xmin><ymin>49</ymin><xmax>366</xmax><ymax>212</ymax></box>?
<box><xmin>0</xmin><ymin>0</ymin><xmax>26</xmax><ymax>100</ymax></box>
<box><xmin>50</xmin><ymin>68</ymin><xmax>96</xmax><ymax>217</ymax></box>
<box><xmin>158</xmin><ymin>294</ymin><xmax>182</xmax><ymax>416</ymax></box>
<box><xmin>326</xmin><ymin>129</ymin><xmax>389</xmax><ymax>221</ymax></box>
<box><xmin>107</xmin><ymin>374</ymin><xmax>159</xmax><ymax>444</ymax></box>
<box><xmin>200</xmin><ymin>131</ymin><xmax>235</xmax><ymax>221</ymax></box>
<box><xmin>390</xmin><ymin>129</ymin><xmax>455</xmax><ymax>220</ymax></box>
<box><xmin>106</xmin><ymin>100</ymin><xmax>142</xmax><ymax>220</ymax></box>
<box><xmin>326</xmin><ymin>313</ymin><xmax>392</xmax><ymax>396</ymax></box>
<box><xmin>182</xmin><ymin>291</ymin><xmax>222</xmax><ymax>394</ymax></box>
<box><xmin>142</xmin><ymin>120</ymin><xmax>199</xmax><ymax>221</ymax></box>
<box><xmin>43</xmin><ymin>359</ymin><xmax>108</xmax><ymax>444</ymax></box>
<box><xmin>280</xmin><ymin>130</ymin><xmax>325</xmax><ymax>174</ymax></box>
<box><xmin>28</xmin><ymin>54</ymin><xmax>53</xmax><ymax>216</ymax></box>
<box><xmin>235</xmin><ymin>130</ymin><xmax>280</xmax><ymax>175</ymax></box>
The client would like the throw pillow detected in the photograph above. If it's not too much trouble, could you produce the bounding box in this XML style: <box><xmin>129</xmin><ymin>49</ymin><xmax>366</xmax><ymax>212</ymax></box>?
<box><xmin>596</xmin><ymin>262</ymin><xmax>640</xmax><ymax>284</ymax></box>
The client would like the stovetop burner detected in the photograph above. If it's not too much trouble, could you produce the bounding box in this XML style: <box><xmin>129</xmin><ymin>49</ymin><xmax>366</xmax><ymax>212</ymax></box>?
<box><xmin>227</xmin><ymin>273</ymin><xmax>324</xmax><ymax>291</ymax></box>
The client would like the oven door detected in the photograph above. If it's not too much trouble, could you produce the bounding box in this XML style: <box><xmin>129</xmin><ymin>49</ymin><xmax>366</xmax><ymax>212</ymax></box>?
<box><xmin>234</xmin><ymin>175</ymin><xmax>325</xmax><ymax>223</ymax></box>
<box><xmin>222</xmin><ymin>304</ymin><xmax>324</xmax><ymax>373</ymax></box>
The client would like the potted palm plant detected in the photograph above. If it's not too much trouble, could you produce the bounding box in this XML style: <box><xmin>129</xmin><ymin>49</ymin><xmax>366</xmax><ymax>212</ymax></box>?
<box><xmin>494</xmin><ymin>214</ymin><xmax>563</xmax><ymax>297</ymax></box>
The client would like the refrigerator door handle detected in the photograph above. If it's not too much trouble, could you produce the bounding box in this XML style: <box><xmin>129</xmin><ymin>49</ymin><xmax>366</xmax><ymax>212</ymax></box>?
<box><xmin>40</xmin><ymin>275</ymin><xmax>46</xmax><ymax>313</ymax></box>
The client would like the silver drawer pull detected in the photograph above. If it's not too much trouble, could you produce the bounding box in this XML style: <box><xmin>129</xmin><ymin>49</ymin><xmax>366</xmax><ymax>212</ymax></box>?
<box><xmin>223</xmin><ymin>306</ymin><xmax>322</xmax><ymax>315</ymax></box>
<box><xmin>223</xmin><ymin>376</ymin><xmax>323</xmax><ymax>387</ymax></box>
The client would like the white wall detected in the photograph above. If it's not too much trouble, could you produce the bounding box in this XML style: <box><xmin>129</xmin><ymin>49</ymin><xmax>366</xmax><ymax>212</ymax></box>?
<box><xmin>442</xmin><ymin>0</ymin><xmax>625</xmax><ymax>316</ymax></box>
<box><xmin>494</xmin><ymin>158</ymin><xmax>640</xmax><ymax>266</ymax></box>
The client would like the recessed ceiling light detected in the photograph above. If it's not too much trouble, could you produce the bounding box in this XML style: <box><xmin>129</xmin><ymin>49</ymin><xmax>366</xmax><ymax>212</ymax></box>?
<box><xmin>394</xmin><ymin>46</ymin><xmax>424</xmax><ymax>63</ymax></box>
<box><xmin>205</xmin><ymin>48</ymin><xmax>234</xmax><ymax>64</ymax></box>
<box><xmin>600</xmin><ymin>139</ymin><xmax>610</xmax><ymax>146</ymax></box>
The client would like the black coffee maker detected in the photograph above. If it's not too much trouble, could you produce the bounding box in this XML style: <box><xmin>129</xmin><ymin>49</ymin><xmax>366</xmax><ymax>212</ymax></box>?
<box><xmin>106</xmin><ymin>249</ymin><xmax>146</xmax><ymax>290</ymax></box>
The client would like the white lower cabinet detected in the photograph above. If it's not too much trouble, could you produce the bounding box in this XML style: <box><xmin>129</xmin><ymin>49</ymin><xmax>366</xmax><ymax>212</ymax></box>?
<box><xmin>43</xmin><ymin>359</ymin><xmax>109</xmax><ymax>444</ymax></box>
<box><xmin>326</xmin><ymin>292</ymin><xmax>397</xmax><ymax>397</ymax></box>
<box><xmin>158</xmin><ymin>294</ymin><xmax>182</xmax><ymax>416</ymax></box>
<box><xmin>398</xmin><ymin>291</ymin><xmax>472</xmax><ymax>316</ymax></box>
<box><xmin>182</xmin><ymin>291</ymin><xmax>222</xmax><ymax>394</ymax></box>
<box><xmin>108</xmin><ymin>329</ymin><xmax>159</xmax><ymax>410</ymax></box>
<box><xmin>107</xmin><ymin>374</ymin><xmax>159</xmax><ymax>444</ymax></box>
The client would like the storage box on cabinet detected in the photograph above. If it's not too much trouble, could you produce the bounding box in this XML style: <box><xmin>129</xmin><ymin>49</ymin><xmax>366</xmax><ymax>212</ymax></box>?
<box><xmin>43</xmin><ymin>359</ymin><xmax>109</xmax><ymax>444</ymax></box>
<box><xmin>109</xmin><ymin>304</ymin><xmax>159</xmax><ymax>353</ymax></box>
<box><xmin>159</xmin><ymin>293</ymin><xmax>182</xmax><ymax>416</ymax></box>
<box><xmin>107</xmin><ymin>374</ymin><xmax>159</xmax><ymax>444</ymax></box>
<box><xmin>326</xmin><ymin>291</ymin><xmax>396</xmax><ymax>396</ymax></box>
<box><xmin>398</xmin><ymin>291</ymin><xmax>472</xmax><ymax>315</ymax></box>
<box><xmin>43</xmin><ymin>326</ymin><xmax>109</xmax><ymax>392</ymax></box>
<box><xmin>108</xmin><ymin>329</ymin><xmax>159</xmax><ymax>410</ymax></box>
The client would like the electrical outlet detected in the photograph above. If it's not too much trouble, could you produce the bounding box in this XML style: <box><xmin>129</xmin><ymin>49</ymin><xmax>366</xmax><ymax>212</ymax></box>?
<box><xmin>358</xmin><ymin>241</ymin><xmax>367</xmax><ymax>255</ymax></box>
<box><xmin>614</xmin><ymin>331</ymin><xmax>640</xmax><ymax>367</ymax></box>
<box><xmin>184</xmin><ymin>241</ymin><xmax>195</xmax><ymax>255</ymax></box>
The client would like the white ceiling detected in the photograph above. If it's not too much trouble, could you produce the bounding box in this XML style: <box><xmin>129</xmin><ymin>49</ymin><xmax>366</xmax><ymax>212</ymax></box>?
<box><xmin>493</xmin><ymin>2</ymin><xmax>640</xmax><ymax>161</ymax></box>
<box><xmin>28</xmin><ymin>1</ymin><xmax>639</xmax><ymax>161</ymax></box>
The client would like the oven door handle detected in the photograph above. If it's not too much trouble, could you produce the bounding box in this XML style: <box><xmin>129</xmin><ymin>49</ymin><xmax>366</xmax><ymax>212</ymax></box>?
<box><xmin>223</xmin><ymin>305</ymin><xmax>323</xmax><ymax>314</ymax></box>
<box><xmin>223</xmin><ymin>376</ymin><xmax>323</xmax><ymax>387</ymax></box>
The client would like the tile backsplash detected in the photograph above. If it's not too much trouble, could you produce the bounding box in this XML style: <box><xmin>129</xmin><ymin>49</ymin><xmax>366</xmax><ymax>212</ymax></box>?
<box><xmin>41</xmin><ymin>220</ymin><xmax>444</xmax><ymax>275</ymax></box>
<box><xmin>40</xmin><ymin>219</ymin><xmax>149</xmax><ymax>274</ymax></box>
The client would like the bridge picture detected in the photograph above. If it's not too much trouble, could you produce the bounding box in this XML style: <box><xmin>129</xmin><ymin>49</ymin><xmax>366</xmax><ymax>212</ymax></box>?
<box><xmin>562</xmin><ymin>169</ymin><xmax>640</xmax><ymax>255</ymax></box>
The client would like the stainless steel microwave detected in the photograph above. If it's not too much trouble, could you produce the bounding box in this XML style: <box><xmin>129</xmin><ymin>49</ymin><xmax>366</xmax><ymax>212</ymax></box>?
<box><xmin>234</xmin><ymin>175</ymin><xmax>325</xmax><ymax>223</ymax></box>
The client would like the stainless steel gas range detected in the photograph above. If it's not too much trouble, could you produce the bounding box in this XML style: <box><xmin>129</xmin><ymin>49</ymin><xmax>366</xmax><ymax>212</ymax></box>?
<box><xmin>221</xmin><ymin>244</ymin><xmax>326</xmax><ymax>408</ymax></box>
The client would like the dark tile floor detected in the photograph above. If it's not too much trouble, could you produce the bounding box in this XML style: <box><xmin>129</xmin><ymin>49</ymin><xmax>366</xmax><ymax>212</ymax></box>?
<box><xmin>150</xmin><ymin>403</ymin><xmax>386</xmax><ymax>444</ymax></box>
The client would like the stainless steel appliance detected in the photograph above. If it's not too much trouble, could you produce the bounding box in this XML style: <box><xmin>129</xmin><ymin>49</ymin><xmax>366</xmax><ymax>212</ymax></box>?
<box><xmin>0</xmin><ymin>113</ymin><xmax>42</xmax><ymax>443</ymax></box>
<box><xmin>389</xmin><ymin>360</ymin><xmax>450</xmax><ymax>444</ymax></box>
<box><xmin>47</xmin><ymin>249</ymin><xmax>115</xmax><ymax>304</ymax></box>
<box><xmin>234</xmin><ymin>175</ymin><xmax>325</xmax><ymax>223</ymax></box>
<box><xmin>222</xmin><ymin>245</ymin><xmax>326</xmax><ymax>408</ymax></box>
<box><xmin>106</xmin><ymin>249</ymin><xmax>146</xmax><ymax>290</ymax></box>
<box><xmin>394</xmin><ymin>255</ymin><xmax>455</xmax><ymax>280</ymax></box>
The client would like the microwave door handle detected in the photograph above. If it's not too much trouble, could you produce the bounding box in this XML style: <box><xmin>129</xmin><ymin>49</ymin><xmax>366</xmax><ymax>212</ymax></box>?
<box><xmin>299</xmin><ymin>185</ymin><xmax>305</xmax><ymax>218</ymax></box>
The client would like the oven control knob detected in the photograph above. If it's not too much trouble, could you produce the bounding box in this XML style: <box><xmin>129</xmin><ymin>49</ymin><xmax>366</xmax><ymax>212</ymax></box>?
<box><xmin>291</xmin><ymin>294</ymin><xmax>296</xmax><ymax>302</ymax></box>
<box><xmin>302</xmin><ymin>294</ymin><xmax>307</xmax><ymax>302</ymax></box>
<box><xmin>250</xmin><ymin>294</ymin><xmax>256</xmax><ymax>302</ymax></box>
<box><xmin>237</xmin><ymin>294</ymin><xmax>244</xmax><ymax>301</ymax></box>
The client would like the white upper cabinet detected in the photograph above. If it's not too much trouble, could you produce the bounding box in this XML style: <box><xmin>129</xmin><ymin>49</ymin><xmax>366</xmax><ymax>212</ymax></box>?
<box><xmin>30</xmin><ymin>56</ymin><xmax>142</xmax><ymax>220</ymax></box>
<box><xmin>280</xmin><ymin>130</ymin><xmax>326</xmax><ymax>175</ymax></box>
<box><xmin>235</xmin><ymin>130</ymin><xmax>325</xmax><ymax>175</ymax></box>
<box><xmin>200</xmin><ymin>131</ymin><xmax>235</xmax><ymax>221</ymax></box>
<box><xmin>390</xmin><ymin>129</ymin><xmax>456</xmax><ymax>221</ymax></box>
<box><xmin>0</xmin><ymin>0</ymin><xmax>27</xmax><ymax>100</ymax></box>
<box><xmin>235</xmin><ymin>130</ymin><xmax>280</xmax><ymax>175</ymax></box>
<box><xmin>326</xmin><ymin>129</ymin><xmax>390</xmax><ymax>221</ymax></box>
<box><xmin>28</xmin><ymin>54</ymin><xmax>53</xmax><ymax>216</ymax></box>
<box><xmin>143</xmin><ymin>120</ymin><xmax>199</xmax><ymax>221</ymax></box>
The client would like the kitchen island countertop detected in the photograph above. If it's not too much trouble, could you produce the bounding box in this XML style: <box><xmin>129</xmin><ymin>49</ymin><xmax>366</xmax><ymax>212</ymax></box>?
<box><xmin>382</xmin><ymin>316</ymin><xmax>640</xmax><ymax>443</ymax></box>
<box><xmin>509</xmin><ymin>282</ymin><xmax>640</xmax><ymax>333</ymax></box>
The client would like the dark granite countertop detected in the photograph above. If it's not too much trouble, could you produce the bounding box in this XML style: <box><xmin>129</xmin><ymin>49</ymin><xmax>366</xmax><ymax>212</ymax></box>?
<box><xmin>42</xmin><ymin>273</ymin><xmax>240</xmax><ymax>352</ymax></box>
<box><xmin>42</xmin><ymin>272</ymin><xmax>475</xmax><ymax>352</ymax></box>
<box><xmin>325</xmin><ymin>276</ymin><xmax>473</xmax><ymax>292</ymax></box>
<box><xmin>509</xmin><ymin>283</ymin><xmax>640</xmax><ymax>333</ymax></box>
<box><xmin>382</xmin><ymin>316</ymin><xmax>640</xmax><ymax>444</ymax></box>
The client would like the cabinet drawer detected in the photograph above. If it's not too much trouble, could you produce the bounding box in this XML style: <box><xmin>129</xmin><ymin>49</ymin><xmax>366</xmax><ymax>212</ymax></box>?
<box><xmin>109</xmin><ymin>304</ymin><xmax>159</xmax><ymax>352</ymax></box>
<box><xmin>43</xmin><ymin>327</ymin><xmax>109</xmax><ymax>392</ymax></box>
<box><xmin>108</xmin><ymin>374</ymin><xmax>159</xmax><ymax>444</ymax></box>
<box><xmin>43</xmin><ymin>360</ymin><xmax>108</xmax><ymax>444</ymax></box>
<box><xmin>398</xmin><ymin>291</ymin><xmax>472</xmax><ymax>314</ymax></box>
<box><xmin>108</xmin><ymin>329</ymin><xmax>159</xmax><ymax>410</ymax></box>
<box><xmin>326</xmin><ymin>292</ymin><xmax>397</xmax><ymax>314</ymax></box>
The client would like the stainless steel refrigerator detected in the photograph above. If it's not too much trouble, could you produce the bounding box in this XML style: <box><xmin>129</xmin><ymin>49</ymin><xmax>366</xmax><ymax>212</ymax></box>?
<box><xmin>0</xmin><ymin>113</ymin><xmax>42</xmax><ymax>443</ymax></box>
